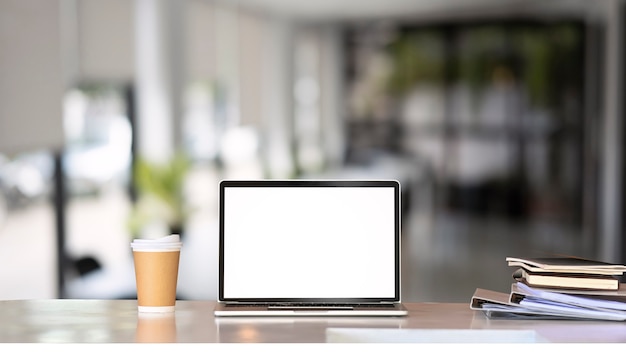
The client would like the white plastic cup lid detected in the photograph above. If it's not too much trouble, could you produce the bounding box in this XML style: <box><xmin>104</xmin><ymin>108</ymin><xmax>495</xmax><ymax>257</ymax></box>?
<box><xmin>131</xmin><ymin>234</ymin><xmax>182</xmax><ymax>251</ymax></box>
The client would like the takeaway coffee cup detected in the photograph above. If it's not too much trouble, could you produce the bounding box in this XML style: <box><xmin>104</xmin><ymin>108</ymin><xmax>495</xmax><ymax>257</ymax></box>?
<box><xmin>131</xmin><ymin>234</ymin><xmax>182</xmax><ymax>313</ymax></box>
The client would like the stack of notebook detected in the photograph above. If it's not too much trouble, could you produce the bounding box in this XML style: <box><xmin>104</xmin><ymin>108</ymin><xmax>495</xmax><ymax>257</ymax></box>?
<box><xmin>506</xmin><ymin>256</ymin><xmax>623</xmax><ymax>291</ymax></box>
<box><xmin>470</xmin><ymin>256</ymin><xmax>626</xmax><ymax>321</ymax></box>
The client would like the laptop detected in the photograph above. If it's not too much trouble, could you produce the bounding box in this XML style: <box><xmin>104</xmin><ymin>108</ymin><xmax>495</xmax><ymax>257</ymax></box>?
<box><xmin>213</xmin><ymin>179</ymin><xmax>408</xmax><ymax>317</ymax></box>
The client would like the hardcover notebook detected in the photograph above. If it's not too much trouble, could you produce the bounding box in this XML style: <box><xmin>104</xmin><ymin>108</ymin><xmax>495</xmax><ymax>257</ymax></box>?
<box><xmin>512</xmin><ymin>268</ymin><xmax>619</xmax><ymax>290</ymax></box>
<box><xmin>506</xmin><ymin>256</ymin><xmax>626</xmax><ymax>275</ymax></box>
<box><xmin>213</xmin><ymin>179</ymin><xmax>408</xmax><ymax>317</ymax></box>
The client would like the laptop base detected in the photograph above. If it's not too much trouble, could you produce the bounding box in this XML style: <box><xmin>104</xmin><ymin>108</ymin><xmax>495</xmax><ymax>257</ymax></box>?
<box><xmin>213</xmin><ymin>302</ymin><xmax>408</xmax><ymax>317</ymax></box>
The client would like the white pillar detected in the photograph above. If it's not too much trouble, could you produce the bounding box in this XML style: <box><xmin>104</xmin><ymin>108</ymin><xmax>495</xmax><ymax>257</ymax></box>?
<box><xmin>319</xmin><ymin>25</ymin><xmax>347</xmax><ymax>170</ymax></box>
<box><xmin>600</xmin><ymin>0</ymin><xmax>624</xmax><ymax>262</ymax></box>
<box><xmin>135</xmin><ymin>0</ymin><xmax>184</xmax><ymax>163</ymax></box>
<box><xmin>261</xmin><ymin>18</ymin><xmax>295</xmax><ymax>179</ymax></box>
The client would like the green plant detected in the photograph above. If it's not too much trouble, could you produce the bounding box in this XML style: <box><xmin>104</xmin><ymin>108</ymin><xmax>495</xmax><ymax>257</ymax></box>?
<box><xmin>128</xmin><ymin>152</ymin><xmax>192</xmax><ymax>239</ymax></box>
<box><xmin>386</xmin><ymin>30</ymin><xmax>445</xmax><ymax>96</ymax></box>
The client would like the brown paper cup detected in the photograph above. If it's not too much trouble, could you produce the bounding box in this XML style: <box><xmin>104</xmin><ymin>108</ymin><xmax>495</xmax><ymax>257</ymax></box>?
<box><xmin>131</xmin><ymin>235</ymin><xmax>182</xmax><ymax>313</ymax></box>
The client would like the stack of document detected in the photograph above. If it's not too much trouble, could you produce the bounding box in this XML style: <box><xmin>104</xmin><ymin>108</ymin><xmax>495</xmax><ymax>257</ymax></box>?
<box><xmin>470</xmin><ymin>256</ymin><xmax>626</xmax><ymax>321</ymax></box>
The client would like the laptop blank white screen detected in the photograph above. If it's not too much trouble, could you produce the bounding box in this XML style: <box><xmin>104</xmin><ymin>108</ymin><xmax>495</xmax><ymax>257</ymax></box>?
<box><xmin>220</xmin><ymin>181</ymin><xmax>399</xmax><ymax>301</ymax></box>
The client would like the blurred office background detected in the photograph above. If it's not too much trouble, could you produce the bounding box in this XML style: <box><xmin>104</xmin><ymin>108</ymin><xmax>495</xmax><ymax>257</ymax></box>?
<box><xmin>0</xmin><ymin>0</ymin><xmax>624</xmax><ymax>303</ymax></box>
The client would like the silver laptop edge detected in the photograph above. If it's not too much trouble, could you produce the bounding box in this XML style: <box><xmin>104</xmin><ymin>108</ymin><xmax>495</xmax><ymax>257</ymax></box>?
<box><xmin>214</xmin><ymin>179</ymin><xmax>407</xmax><ymax>317</ymax></box>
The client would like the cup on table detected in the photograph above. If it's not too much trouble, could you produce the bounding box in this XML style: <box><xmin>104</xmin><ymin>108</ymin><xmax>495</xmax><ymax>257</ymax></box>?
<box><xmin>131</xmin><ymin>234</ymin><xmax>182</xmax><ymax>313</ymax></box>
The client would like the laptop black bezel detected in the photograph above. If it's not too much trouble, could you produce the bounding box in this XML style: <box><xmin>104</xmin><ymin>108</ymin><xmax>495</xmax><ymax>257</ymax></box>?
<box><xmin>218</xmin><ymin>179</ymin><xmax>401</xmax><ymax>303</ymax></box>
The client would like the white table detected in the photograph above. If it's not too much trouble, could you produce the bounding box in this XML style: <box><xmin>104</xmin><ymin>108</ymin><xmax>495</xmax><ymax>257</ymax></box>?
<box><xmin>1</xmin><ymin>300</ymin><xmax>626</xmax><ymax>343</ymax></box>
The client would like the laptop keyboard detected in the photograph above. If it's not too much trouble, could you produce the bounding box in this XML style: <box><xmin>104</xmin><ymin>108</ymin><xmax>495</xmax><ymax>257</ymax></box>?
<box><xmin>225</xmin><ymin>302</ymin><xmax>397</xmax><ymax>308</ymax></box>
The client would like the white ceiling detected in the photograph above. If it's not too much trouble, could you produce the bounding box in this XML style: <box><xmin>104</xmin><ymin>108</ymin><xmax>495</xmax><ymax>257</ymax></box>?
<box><xmin>226</xmin><ymin>0</ymin><xmax>603</xmax><ymax>22</ymax></box>
<box><xmin>229</xmin><ymin>0</ymin><xmax>476</xmax><ymax>20</ymax></box>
